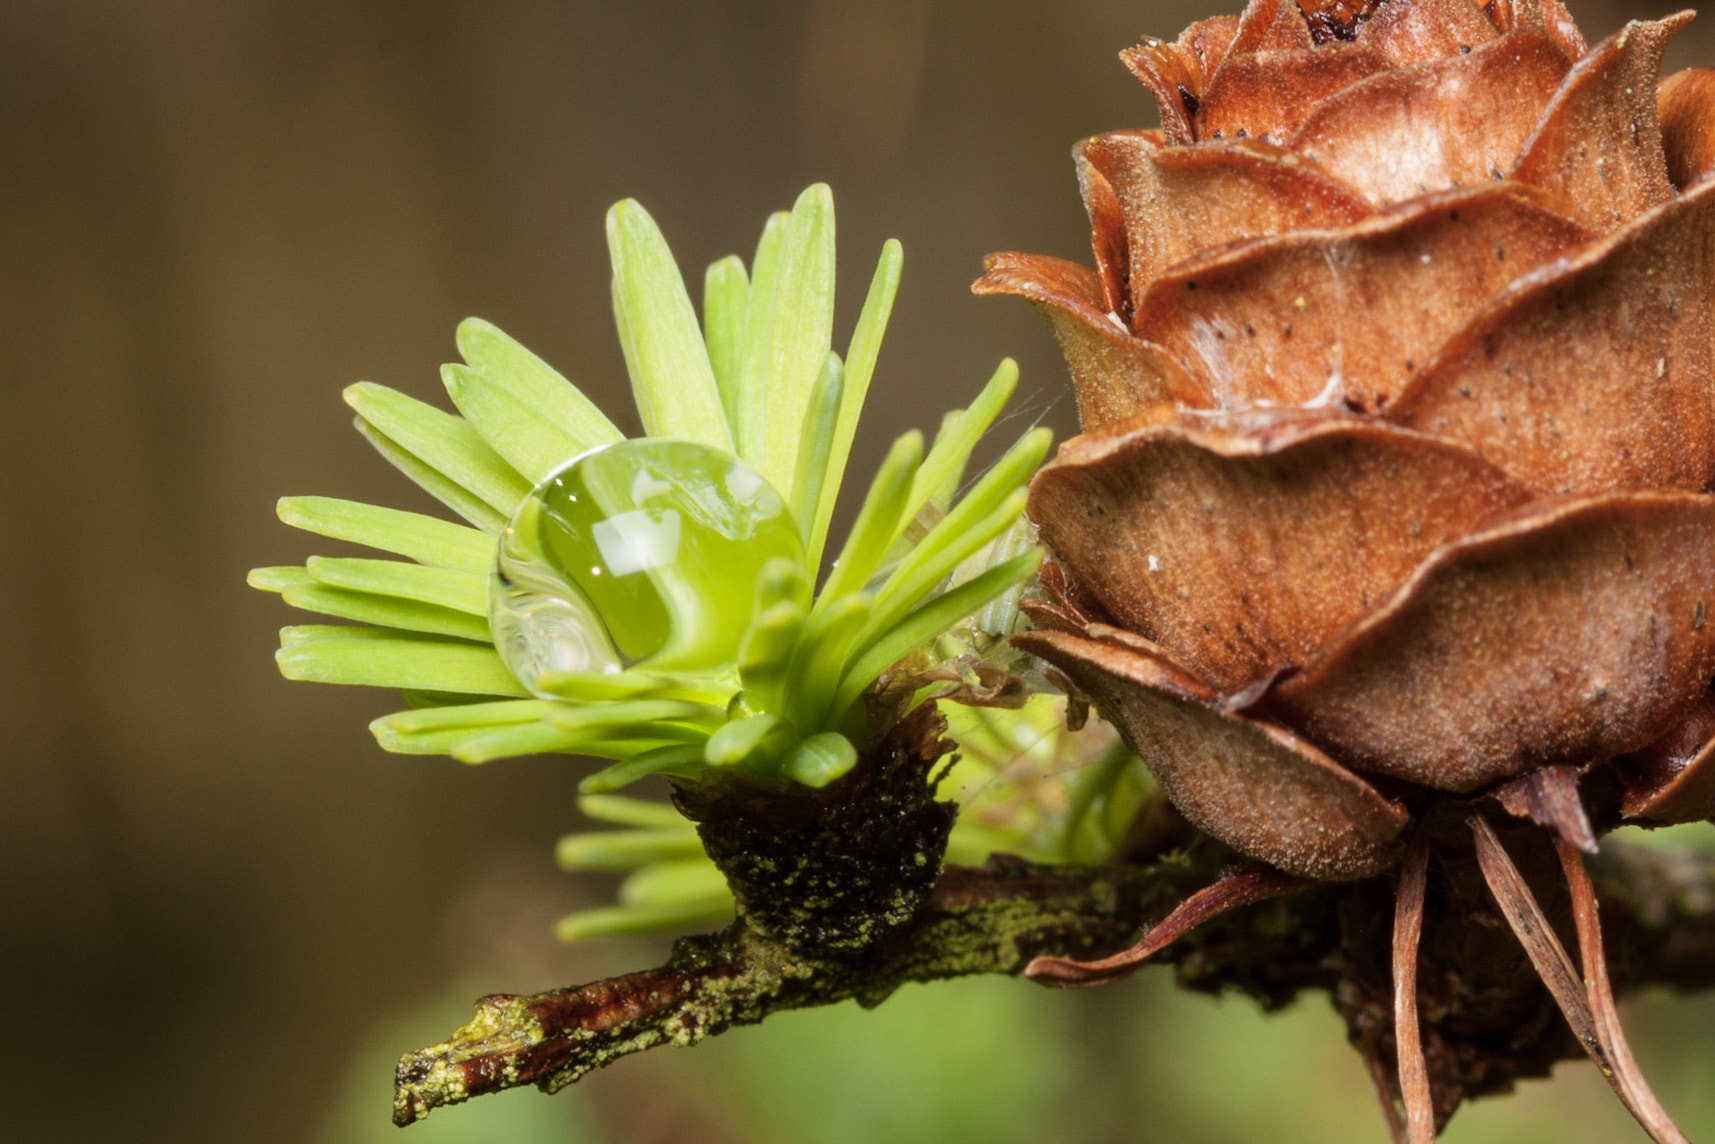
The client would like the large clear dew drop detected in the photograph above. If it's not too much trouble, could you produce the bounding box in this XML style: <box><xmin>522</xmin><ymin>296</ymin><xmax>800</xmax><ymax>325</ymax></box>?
<box><xmin>490</xmin><ymin>439</ymin><xmax>805</xmax><ymax>697</ymax></box>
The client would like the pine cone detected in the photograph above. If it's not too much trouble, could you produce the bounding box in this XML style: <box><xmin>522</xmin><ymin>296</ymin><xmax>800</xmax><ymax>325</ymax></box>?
<box><xmin>982</xmin><ymin>0</ymin><xmax>1715</xmax><ymax>1137</ymax></box>
<box><xmin>982</xmin><ymin>0</ymin><xmax>1715</xmax><ymax>878</ymax></box>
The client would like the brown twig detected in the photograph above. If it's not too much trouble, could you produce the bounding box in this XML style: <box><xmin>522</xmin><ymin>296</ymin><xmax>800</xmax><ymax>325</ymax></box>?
<box><xmin>393</xmin><ymin>854</ymin><xmax>1213</xmax><ymax>1126</ymax></box>
<box><xmin>395</xmin><ymin>831</ymin><xmax>1715</xmax><ymax>1128</ymax></box>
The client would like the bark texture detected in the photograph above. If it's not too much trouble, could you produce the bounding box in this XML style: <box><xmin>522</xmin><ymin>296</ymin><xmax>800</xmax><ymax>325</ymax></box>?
<box><xmin>394</xmin><ymin>811</ymin><xmax>1715</xmax><ymax>1127</ymax></box>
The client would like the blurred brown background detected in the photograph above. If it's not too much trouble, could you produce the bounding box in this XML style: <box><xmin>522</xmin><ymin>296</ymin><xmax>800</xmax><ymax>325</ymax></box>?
<box><xmin>4</xmin><ymin>2</ymin><xmax>1714</xmax><ymax>1141</ymax></box>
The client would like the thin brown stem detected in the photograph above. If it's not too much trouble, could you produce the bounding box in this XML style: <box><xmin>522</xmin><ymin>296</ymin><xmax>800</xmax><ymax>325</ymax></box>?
<box><xmin>1469</xmin><ymin>816</ymin><xmax>1615</xmax><ymax>1084</ymax></box>
<box><xmin>1392</xmin><ymin>830</ymin><xmax>1434</xmax><ymax>1144</ymax></box>
<box><xmin>1363</xmin><ymin>1043</ymin><xmax>1411</xmax><ymax>1144</ymax></box>
<box><xmin>1554</xmin><ymin>836</ymin><xmax>1690</xmax><ymax>1144</ymax></box>
<box><xmin>1024</xmin><ymin>864</ymin><xmax>1313</xmax><ymax>986</ymax></box>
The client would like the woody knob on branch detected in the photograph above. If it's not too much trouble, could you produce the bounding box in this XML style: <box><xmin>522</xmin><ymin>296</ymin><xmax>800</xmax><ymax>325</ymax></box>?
<box><xmin>980</xmin><ymin>0</ymin><xmax>1715</xmax><ymax>1139</ymax></box>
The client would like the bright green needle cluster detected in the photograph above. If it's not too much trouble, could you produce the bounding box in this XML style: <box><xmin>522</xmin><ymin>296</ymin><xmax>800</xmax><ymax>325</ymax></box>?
<box><xmin>251</xmin><ymin>185</ymin><xmax>1046</xmax><ymax>796</ymax></box>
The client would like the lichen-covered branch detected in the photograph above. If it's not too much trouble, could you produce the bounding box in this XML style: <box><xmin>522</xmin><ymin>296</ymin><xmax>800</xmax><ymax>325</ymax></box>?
<box><xmin>392</xmin><ymin>853</ymin><xmax>1205</xmax><ymax>1126</ymax></box>
<box><xmin>394</xmin><ymin>837</ymin><xmax>1715</xmax><ymax>1127</ymax></box>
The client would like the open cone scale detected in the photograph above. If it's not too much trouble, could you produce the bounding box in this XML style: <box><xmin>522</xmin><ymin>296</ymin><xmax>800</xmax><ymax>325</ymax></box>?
<box><xmin>982</xmin><ymin>0</ymin><xmax>1715</xmax><ymax>1138</ymax></box>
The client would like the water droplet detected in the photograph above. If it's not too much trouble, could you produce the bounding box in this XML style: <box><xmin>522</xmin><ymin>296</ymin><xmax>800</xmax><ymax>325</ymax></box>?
<box><xmin>490</xmin><ymin>439</ymin><xmax>805</xmax><ymax>696</ymax></box>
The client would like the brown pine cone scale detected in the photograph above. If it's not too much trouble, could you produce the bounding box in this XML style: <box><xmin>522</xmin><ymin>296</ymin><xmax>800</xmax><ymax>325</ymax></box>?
<box><xmin>990</xmin><ymin>0</ymin><xmax>1715</xmax><ymax>1136</ymax></box>
<box><xmin>985</xmin><ymin>0</ymin><xmax>1715</xmax><ymax>881</ymax></box>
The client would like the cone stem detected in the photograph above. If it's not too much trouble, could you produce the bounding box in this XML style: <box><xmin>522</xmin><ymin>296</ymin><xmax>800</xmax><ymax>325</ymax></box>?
<box><xmin>1553</xmin><ymin>836</ymin><xmax>1690</xmax><ymax>1144</ymax></box>
<box><xmin>1391</xmin><ymin>830</ymin><xmax>1435</xmax><ymax>1144</ymax></box>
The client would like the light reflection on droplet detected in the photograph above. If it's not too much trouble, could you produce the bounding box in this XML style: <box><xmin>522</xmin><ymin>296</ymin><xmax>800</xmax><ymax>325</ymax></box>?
<box><xmin>489</xmin><ymin>439</ymin><xmax>804</xmax><ymax>696</ymax></box>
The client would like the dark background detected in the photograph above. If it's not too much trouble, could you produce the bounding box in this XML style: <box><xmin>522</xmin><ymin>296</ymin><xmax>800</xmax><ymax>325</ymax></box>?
<box><xmin>4</xmin><ymin>2</ymin><xmax>1714</xmax><ymax>1141</ymax></box>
